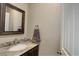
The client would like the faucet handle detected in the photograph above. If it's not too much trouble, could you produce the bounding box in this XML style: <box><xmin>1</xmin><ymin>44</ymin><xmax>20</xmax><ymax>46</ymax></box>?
<box><xmin>14</xmin><ymin>38</ymin><xmax>19</xmax><ymax>44</ymax></box>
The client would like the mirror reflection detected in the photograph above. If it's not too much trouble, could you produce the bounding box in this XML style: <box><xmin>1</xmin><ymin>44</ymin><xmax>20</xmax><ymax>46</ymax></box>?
<box><xmin>5</xmin><ymin>6</ymin><xmax>22</xmax><ymax>31</ymax></box>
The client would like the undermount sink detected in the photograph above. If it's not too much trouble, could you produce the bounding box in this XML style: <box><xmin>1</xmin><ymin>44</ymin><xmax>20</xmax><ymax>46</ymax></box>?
<box><xmin>7</xmin><ymin>41</ymin><xmax>37</xmax><ymax>52</ymax></box>
<box><xmin>8</xmin><ymin>44</ymin><xmax>28</xmax><ymax>51</ymax></box>
<box><xmin>0</xmin><ymin>41</ymin><xmax>38</xmax><ymax>56</ymax></box>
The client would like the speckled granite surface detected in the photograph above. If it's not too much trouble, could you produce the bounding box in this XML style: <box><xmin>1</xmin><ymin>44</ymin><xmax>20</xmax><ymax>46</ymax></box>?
<box><xmin>0</xmin><ymin>40</ymin><xmax>38</xmax><ymax>56</ymax></box>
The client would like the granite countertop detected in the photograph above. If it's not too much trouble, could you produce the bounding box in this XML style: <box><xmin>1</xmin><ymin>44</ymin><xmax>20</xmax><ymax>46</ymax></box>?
<box><xmin>0</xmin><ymin>41</ymin><xmax>38</xmax><ymax>56</ymax></box>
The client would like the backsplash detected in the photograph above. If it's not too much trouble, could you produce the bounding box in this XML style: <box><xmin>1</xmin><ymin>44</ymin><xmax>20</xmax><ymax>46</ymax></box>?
<box><xmin>0</xmin><ymin>34</ymin><xmax>26</xmax><ymax>43</ymax></box>
<box><xmin>0</xmin><ymin>38</ymin><xmax>29</xmax><ymax>48</ymax></box>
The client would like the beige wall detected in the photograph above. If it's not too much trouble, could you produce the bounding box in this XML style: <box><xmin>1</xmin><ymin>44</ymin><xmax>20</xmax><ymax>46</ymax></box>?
<box><xmin>0</xmin><ymin>3</ymin><xmax>28</xmax><ymax>43</ymax></box>
<box><xmin>27</xmin><ymin>3</ymin><xmax>62</xmax><ymax>56</ymax></box>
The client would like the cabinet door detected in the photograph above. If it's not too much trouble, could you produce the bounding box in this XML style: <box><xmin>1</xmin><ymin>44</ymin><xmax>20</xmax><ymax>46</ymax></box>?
<box><xmin>21</xmin><ymin>45</ymin><xmax>39</xmax><ymax>56</ymax></box>
<box><xmin>27</xmin><ymin>48</ymin><xmax>34</xmax><ymax>56</ymax></box>
<box><xmin>20</xmin><ymin>49</ymin><xmax>34</xmax><ymax>56</ymax></box>
<box><xmin>27</xmin><ymin>45</ymin><xmax>39</xmax><ymax>56</ymax></box>
<box><xmin>33</xmin><ymin>45</ymin><xmax>39</xmax><ymax>56</ymax></box>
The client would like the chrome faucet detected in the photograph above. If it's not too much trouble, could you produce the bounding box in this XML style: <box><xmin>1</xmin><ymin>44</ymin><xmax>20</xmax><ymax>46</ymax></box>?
<box><xmin>13</xmin><ymin>38</ymin><xmax>19</xmax><ymax>45</ymax></box>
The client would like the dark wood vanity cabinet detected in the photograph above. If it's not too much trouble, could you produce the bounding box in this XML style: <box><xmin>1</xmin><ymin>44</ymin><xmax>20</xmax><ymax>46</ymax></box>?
<box><xmin>20</xmin><ymin>45</ymin><xmax>39</xmax><ymax>56</ymax></box>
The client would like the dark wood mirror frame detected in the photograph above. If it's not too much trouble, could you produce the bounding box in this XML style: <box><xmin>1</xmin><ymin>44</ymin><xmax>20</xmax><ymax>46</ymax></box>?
<box><xmin>0</xmin><ymin>3</ymin><xmax>25</xmax><ymax>35</ymax></box>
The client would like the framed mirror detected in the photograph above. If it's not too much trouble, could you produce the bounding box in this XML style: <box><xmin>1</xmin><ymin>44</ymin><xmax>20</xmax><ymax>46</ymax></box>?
<box><xmin>0</xmin><ymin>3</ymin><xmax>25</xmax><ymax>35</ymax></box>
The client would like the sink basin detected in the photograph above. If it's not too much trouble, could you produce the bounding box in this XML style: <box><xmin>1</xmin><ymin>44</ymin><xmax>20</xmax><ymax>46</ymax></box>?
<box><xmin>7</xmin><ymin>41</ymin><xmax>37</xmax><ymax>52</ymax></box>
<box><xmin>8</xmin><ymin>44</ymin><xmax>27</xmax><ymax>51</ymax></box>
